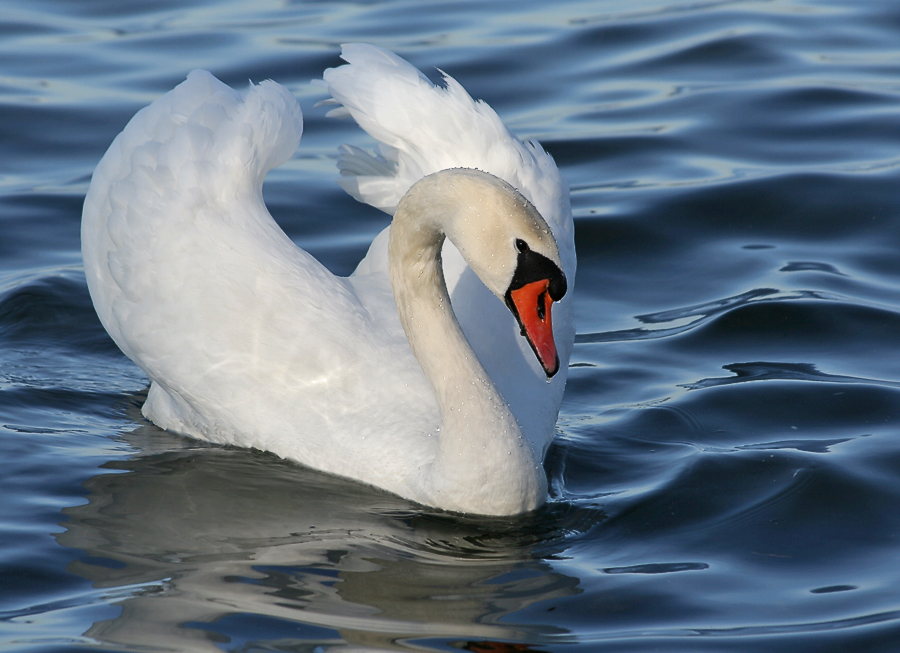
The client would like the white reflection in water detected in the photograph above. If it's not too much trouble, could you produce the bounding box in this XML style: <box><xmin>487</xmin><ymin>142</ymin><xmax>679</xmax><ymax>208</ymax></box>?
<box><xmin>58</xmin><ymin>425</ymin><xmax>587</xmax><ymax>651</ymax></box>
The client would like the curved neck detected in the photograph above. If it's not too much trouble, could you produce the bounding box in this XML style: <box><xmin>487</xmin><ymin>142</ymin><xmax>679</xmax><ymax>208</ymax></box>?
<box><xmin>388</xmin><ymin>192</ymin><xmax>545</xmax><ymax>515</ymax></box>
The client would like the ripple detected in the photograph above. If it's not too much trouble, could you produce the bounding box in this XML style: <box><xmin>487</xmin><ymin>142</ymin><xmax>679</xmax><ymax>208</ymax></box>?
<box><xmin>603</xmin><ymin>562</ymin><xmax>709</xmax><ymax>575</ymax></box>
<box><xmin>811</xmin><ymin>584</ymin><xmax>858</xmax><ymax>595</ymax></box>
<box><xmin>575</xmin><ymin>288</ymin><xmax>831</xmax><ymax>344</ymax></box>
<box><xmin>780</xmin><ymin>261</ymin><xmax>847</xmax><ymax>276</ymax></box>
<box><xmin>0</xmin><ymin>269</ymin><xmax>116</xmax><ymax>354</ymax></box>
<box><xmin>689</xmin><ymin>608</ymin><xmax>900</xmax><ymax>638</ymax></box>
<box><xmin>681</xmin><ymin>361</ymin><xmax>900</xmax><ymax>391</ymax></box>
<box><xmin>736</xmin><ymin>438</ymin><xmax>852</xmax><ymax>454</ymax></box>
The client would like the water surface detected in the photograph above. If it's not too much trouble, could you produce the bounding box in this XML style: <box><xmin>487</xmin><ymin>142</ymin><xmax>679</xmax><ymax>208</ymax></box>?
<box><xmin>3</xmin><ymin>0</ymin><xmax>900</xmax><ymax>651</ymax></box>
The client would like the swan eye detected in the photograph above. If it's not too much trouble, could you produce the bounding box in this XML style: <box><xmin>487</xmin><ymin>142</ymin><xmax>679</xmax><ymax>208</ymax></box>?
<box><xmin>515</xmin><ymin>238</ymin><xmax>529</xmax><ymax>253</ymax></box>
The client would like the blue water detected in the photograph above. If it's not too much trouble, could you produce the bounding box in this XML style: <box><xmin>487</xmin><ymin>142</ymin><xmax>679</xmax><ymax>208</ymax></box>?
<box><xmin>3</xmin><ymin>0</ymin><xmax>900</xmax><ymax>650</ymax></box>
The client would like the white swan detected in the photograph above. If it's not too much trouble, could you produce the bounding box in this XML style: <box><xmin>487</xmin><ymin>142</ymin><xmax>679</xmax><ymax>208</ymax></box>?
<box><xmin>81</xmin><ymin>44</ymin><xmax>576</xmax><ymax>515</ymax></box>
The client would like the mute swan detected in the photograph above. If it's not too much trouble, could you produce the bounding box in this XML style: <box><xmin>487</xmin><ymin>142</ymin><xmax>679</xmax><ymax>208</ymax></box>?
<box><xmin>81</xmin><ymin>44</ymin><xmax>576</xmax><ymax>515</ymax></box>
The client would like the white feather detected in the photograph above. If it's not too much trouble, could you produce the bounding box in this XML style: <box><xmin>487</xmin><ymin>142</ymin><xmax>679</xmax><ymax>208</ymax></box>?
<box><xmin>82</xmin><ymin>46</ymin><xmax>576</xmax><ymax>514</ymax></box>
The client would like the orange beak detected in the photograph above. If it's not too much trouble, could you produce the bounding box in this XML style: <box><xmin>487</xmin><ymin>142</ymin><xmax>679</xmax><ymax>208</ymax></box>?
<box><xmin>509</xmin><ymin>278</ymin><xmax>559</xmax><ymax>377</ymax></box>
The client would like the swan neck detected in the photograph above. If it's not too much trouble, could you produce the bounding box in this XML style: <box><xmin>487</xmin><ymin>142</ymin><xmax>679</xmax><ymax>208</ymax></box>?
<box><xmin>388</xmin><ymin>182</ymin><xmax>545</xmax><ymax>514</ymax></box>
<box><xmin>388</xmin><ymin>211</ymin><xmax>496</xmax><ymax>426</ymax></box>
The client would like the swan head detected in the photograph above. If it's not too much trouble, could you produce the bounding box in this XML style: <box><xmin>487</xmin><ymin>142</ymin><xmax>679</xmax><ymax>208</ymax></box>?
<box><xmin>395</xmin><ymin>168</ymin><xmax>568</xmax><ymax>378</ymax></box>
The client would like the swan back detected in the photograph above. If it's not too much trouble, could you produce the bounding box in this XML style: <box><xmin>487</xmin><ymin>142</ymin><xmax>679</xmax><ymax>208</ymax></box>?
<box><xmin>81</xmin><ymin>70</ymin><xmax>441</xmax><ymax>491</ymax></box>
<box><xmin>82</xmin><ymin>70</ymin><xmax>303</xmax><ymax>360</ymax></box>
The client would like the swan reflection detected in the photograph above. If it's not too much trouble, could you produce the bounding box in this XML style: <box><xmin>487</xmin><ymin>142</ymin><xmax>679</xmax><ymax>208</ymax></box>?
<box><xmin>58</xmin><ymin>427</ymin><xmax>590</xmax><ymax>651</ymax></box>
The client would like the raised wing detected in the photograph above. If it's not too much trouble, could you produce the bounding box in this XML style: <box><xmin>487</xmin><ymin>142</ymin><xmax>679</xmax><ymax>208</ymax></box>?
<box><xmin>321</xmin><ymin>44</ymin><xmax>576</xmax><ymax>455</ymax></box>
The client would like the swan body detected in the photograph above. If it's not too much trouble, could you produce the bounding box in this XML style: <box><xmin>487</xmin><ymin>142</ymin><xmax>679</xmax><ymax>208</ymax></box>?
<box><xmin>82</xmin><ymin>45</ymin><xmax>576</xmax><ymax>515</ymax></box>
